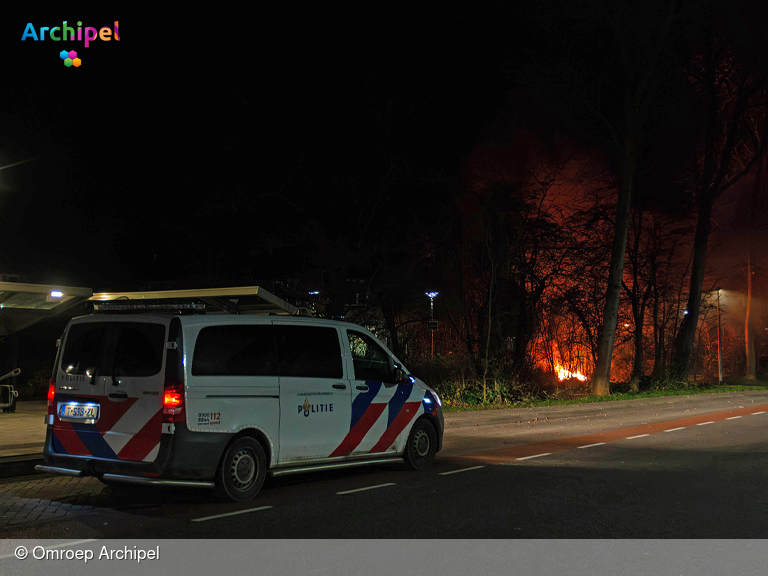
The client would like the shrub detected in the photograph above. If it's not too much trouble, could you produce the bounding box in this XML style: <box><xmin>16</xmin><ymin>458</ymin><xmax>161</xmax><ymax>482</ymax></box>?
<box><xmin>19</xmin><ymin>368</ymin><xmax>50</xmax><ymax>401</ymax></box>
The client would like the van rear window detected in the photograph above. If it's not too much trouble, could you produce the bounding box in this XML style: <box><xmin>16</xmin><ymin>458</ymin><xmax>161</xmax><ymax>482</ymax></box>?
<box><xmin>113</xmin><ymin>323</ymin><xmax>166</xmax><ymax>377</ymax></box>
<box><xmin>192</xmin><ymin>325</ymin><xmax>277</xmax><ymax>376</ymax></box>
<box><xmin>60</xmin><ymin>324</ymin><xmax>107</xmax><ymax>375</ymax></box>
<box><xmin>61</xmin><ymin>322</ymin><xmax>166</xmax><ymax>377</ymax></box>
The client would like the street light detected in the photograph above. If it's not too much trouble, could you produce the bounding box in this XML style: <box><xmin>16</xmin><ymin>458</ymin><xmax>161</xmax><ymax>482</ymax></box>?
<box><xmin>426</xmin><ymin>292</ymin><xmax>438</xmax><ymax>357</ymax></box>
<box><xmin>426</xmin><ymin>292</ymin><xmax>438</xmax><ymax>316</ymax></box>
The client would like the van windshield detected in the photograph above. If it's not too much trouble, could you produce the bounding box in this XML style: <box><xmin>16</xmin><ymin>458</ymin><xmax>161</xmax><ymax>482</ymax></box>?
<box><xmin>61</xmin><ymin>322</ymin><xmax>166</xmax><ymax>377</ymax></box>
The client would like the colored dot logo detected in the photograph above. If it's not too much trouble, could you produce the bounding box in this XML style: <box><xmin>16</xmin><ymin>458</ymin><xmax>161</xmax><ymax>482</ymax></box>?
<box><xmin>59</xmin><ymin>49</ymin><xmax>81</xmax><ymax>67</ymax></box>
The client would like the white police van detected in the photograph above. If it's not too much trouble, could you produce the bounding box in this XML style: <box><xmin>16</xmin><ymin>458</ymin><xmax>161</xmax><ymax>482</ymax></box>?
<box><xmin>37</xmin><ymin>287</ymin><xmax>444</xmax><ymax>501</ymax></box>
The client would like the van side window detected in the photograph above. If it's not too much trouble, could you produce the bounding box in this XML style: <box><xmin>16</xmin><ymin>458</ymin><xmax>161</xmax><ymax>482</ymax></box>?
<box><xmin>112</xmin><ymin>323</ymin><xmax>166</xmax><ymax>377</ymax></box>
<box><xmin>347</xmin><ymin>331</ymin><xmax>393</xmax><ymax>383</ymax></box>
<box><xmin>61</xmin><ymin>324</ymin><xmax>107</xmax><ymax>375</ymax></box>
<box><xmin>275</xmin><ymin>326</ymin><xmax>343</xmax><ymax>379</ymax></box>
<box><xmin>192</xmin><ymin>325</ymin><xmax>277</xmax><ymax>376</ymax></box>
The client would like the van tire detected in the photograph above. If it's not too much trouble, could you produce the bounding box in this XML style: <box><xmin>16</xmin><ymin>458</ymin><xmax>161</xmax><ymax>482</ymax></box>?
<box><xmin>215</xmin><ymin>437</ymin><xmax>266</xmax><ymax>502</ymax></box>
<box><xmin>403</xmin><ymin>419</ymin><xmax>437</xmax><ymax>470</ymax></box>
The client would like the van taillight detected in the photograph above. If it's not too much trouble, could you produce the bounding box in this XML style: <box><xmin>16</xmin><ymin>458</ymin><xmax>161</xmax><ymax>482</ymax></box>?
<box><xmin>47</xmin><ymin>378</ymin><xmax>55</xmax><ymax>415</ymax></box>
<box><xmin>163</xmin><ymin>383</ymin><xmax>185</xmax><ymax>423</ymax></box>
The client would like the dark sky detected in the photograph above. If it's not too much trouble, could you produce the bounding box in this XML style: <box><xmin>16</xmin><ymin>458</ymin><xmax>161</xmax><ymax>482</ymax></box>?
<box><xmin>2</xmin><ymin>2</ymin><xmax>767</xmax><ymax>377</ymax></box>
<box><xmin>2</xmin><ymin>3</ymin><xmax>766</xmax><ymax>298</ymax></box>
<box><xmin>0</xmin><ymin>4</ymin><xmax>532</xmax><ymax>291</ymax></box>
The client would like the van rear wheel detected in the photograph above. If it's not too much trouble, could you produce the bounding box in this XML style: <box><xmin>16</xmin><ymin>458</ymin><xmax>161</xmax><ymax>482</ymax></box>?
<box><xmin>215</xmin><ymin>437</ymin><xmax>266</xmax><ymax>502</ymax></box>
<box><xmin>403</xmin><ymin>419</ymin><xmax>437</xmax><ymax>470</ymax></box>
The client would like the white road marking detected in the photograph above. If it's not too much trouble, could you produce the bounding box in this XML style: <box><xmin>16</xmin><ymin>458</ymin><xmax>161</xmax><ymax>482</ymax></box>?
<box><xmin>439</xmin><ymin>466</ymin><xmax>485</xmax><ymax>475</ymax></box>
<box><xmin>337</xmin><ymin>483</ymin><xmax>395</xmax><ymax>495</ymax></box>
<box><xmin>577</xmin><ymin>442</ymin><xmax>606</xmax><ymax>449</ymax></box>
<box><xmin>664</xmin><ymin>427</ymin><xmax>686</xmax><ymax>432</ymax></box>
<box><xmin>625</xmin><ymin>434</ymin><xmax>650</xmax><ymax>440</ymax></box>
<box><xmin>0</xmin><ymin>540</ymin><xmax>99</xmax><ymax>559</ymax></box>
<box><xmin>752</xmin><ymin>411</ymin><xmax>766</xmax><ymax>415</ymax></box>
<box><xmin>515</xmin><ymin>453</ymin><xmax>551</xmax><ymax>461</ymax></box>
<box><xmin>696</xmin><ymin>421</ymin><xmax>715</xmax><ymax>426</ymax></box>
<box><xmin>726</xmin><ymin>416</ymin><xmax>742</xmax><ymax>420</ymax></box>
<box><xmin>192</xmin><ymin>506</ymin><xmax>272</xmax><ymax>522</ymax></box>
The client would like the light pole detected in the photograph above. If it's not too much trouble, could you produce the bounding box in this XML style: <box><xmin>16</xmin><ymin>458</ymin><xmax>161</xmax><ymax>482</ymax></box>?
<box><xmin>426</xmin><ymin>292</ymin><xmax>438</xmax><ymax>357</ymax></box>
<box><xmin>715</xmin><ymin>287</ymin><xmax>722</xmax><ymax>384</ymax></box>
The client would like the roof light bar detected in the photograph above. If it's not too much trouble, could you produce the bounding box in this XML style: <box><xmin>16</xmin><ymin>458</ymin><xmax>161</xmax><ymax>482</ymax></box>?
<box><xmin>89</xmin><ymin>286</ymin><xmax>308</xmax><ymax>316</ymax></box>
<box><xmin>94</xmin><ymin>302</ymin><xmax>206</xmax><ymax>312</ymax></box>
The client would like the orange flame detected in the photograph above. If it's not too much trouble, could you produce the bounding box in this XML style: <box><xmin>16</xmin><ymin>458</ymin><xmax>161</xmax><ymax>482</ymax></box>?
<box><xmin>555</xmin><ymin>364</ymin><xmax>587</xmax><ymax>382</ymax></box>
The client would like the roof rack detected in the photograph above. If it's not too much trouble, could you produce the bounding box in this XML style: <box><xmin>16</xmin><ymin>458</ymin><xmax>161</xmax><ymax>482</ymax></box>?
<box><xmin>89</xmin><ymin>286</ymin><xmax>312</xmax><ymax>316</ymax></box>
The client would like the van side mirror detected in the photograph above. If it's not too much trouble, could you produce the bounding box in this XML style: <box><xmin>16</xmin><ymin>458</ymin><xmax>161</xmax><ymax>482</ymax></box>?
<box><xmin>393</xmin><ymin>364</ymin><xmax>407</xmax><ymax>385</ymax></box>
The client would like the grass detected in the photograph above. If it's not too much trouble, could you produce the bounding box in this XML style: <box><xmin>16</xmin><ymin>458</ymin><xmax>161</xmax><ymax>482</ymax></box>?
<box><xmin>440</xmin><ymin>379</ymin><xmax>768</xmax><ymax>413</ymax></box>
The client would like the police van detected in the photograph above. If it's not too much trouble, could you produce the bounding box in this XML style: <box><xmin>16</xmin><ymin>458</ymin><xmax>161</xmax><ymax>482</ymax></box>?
<box><xmin>37</xmin><ymin>287</ymin><xmax>444</xmax><ymax>501</ymax></box>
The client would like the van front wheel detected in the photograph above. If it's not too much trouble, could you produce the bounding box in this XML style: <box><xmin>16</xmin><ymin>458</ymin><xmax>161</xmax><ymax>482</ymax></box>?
<box><xmin>403</xmin><ymin>419</ymin><xmax>437</xmax><ymax>470</ymax></box>
<box><xmin>215</xmin><ymin>437</ymin><xmax>266</xmax><ymax>502</ymax></box>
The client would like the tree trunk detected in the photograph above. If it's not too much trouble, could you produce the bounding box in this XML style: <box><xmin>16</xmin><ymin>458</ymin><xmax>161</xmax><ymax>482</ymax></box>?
<box><xmin>744</xmin><ymin>154</ymin><xmax>763</xmax><ymax>379</ymax></box>
<box><xmin>482</xmin><ymin>235</ymin><xmax>495</xmax><ymax>400</ymax></box>
<box><xmin>379</xmin><ymin>294</ymin><xmax>403</xmax><ymax>360</ymax></box>
<box><xmin>650</xmin><ymin>233</ymin><xmax>665</xmax><ymax>380</ymax></box>
<box><xmin>592</xmin><ymin>138</ymin><xmax>635</xmax><ymax>396</ymax></box>
<box><xmin>745</xmin><ymin>253</ymin><xmax>756</xmax><ymax>379</ymax></box>
<box><xmin>628</xmin><ymin>209</ymin><xmax>648</xmax><ymax>392</ymax></box>
<box><xmin>630</xmin><ymin>303</ymin><xmax>647</xmax><ymax>392</ymax></box>
<box><xmin>669</xmin><ymin>194</ymin><xmax>713</xmax><ymax>381</ymax></box>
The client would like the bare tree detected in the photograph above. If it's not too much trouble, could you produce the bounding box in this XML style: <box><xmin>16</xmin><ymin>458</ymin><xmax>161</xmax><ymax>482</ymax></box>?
<box><xmin>669</xmin><ymin>26</ymin><xmax>768</xmax><ymax>380</ymax></box>
<box><xmin>591</xmin><ymin>2</ymin><xmax>678</xmax><ymax>395</ymax></box>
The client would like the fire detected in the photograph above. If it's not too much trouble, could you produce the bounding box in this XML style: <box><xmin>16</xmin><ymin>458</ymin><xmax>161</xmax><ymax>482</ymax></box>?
<box><xmin>555</xmin><ymin>364</ymin><xmax>587</xmax><ymax>382</ymax></box>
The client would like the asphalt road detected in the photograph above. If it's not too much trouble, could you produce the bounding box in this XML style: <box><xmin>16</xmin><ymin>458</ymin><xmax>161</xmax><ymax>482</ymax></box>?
<box><xmin>1</xmin><ymin>390</ymin><xmax>767</xmax><ymax>538</ymax></box>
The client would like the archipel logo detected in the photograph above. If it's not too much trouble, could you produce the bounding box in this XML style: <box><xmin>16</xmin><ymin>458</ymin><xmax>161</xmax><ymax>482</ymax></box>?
<box><xmin>60</xmin><ymin>50</ymin><xmax>81</xmax><ymax>68</ymax></box>
<box><xmin>21</xmin><ymin>21</ymin><xmax>120</xmax><ymax>68</ymax></box>
<box><xmin>299</xmin><ymin>397</ymin><xmax>334</xmax><ymax>417</ymax></box>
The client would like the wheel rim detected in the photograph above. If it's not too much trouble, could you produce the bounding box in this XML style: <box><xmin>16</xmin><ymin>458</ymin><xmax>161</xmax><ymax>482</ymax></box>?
<box><xmin>411</xmin><ymin>429</ymin><xmax>431</xmax><ymax>460</ymax></box>
<box><xmin>229</xmin><ymin>448</ymin><xmax>257</xmax><ymax>490</ymax></box>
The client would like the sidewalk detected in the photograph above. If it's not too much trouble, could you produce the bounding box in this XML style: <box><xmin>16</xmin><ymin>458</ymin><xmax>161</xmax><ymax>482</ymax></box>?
<box><xmin>0</xmin><ymin>400</ymin><xmax>47</xmax><ymax>479</ymax></box>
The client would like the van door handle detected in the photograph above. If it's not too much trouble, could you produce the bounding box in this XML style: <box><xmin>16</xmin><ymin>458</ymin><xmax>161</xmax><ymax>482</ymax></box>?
<box><xmin>332</xmin><ymin>384</ymin><xmax>347</xmax><ymax>390</ymax></box>
<box><xmin>356</xmin><ymin>385</ymin><xmax>369</xmax><ymax>391</ymax></box>
<box><xmin>109</xmin><ymin>392</ymin><xmax>128</xmax><ymax>400</ymax></box>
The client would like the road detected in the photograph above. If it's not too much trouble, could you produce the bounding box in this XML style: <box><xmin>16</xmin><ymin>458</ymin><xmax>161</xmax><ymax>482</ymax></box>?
<box><xmin>1</xmin><ymin>390</ymin><xmax>767</xmax><ymax>538</ymax></box>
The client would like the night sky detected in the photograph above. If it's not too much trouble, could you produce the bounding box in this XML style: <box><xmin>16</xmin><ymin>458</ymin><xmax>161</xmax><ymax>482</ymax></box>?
<box><xmin>0</xmin><ymin>4</ymin><xmax>534</xmax><ymax>291</ymax></box>
<box><xmin>1</xmin><ymin>3</ymin><xmax>766</xmax><ymax>297</ymax></box>
<box><xmin>1</xmin><ymin>2</ymin><xmax>767</xmax><ymax>386</ymax></box>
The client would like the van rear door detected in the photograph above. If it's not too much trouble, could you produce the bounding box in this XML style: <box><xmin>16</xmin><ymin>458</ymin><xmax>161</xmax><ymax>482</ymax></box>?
<box><xmin>52</xmin><ymin>317</ymin><xmax>168</xmax><ymax>463</ymax></box>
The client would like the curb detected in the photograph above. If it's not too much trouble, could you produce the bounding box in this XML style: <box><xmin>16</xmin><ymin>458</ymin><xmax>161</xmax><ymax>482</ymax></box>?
<box><xmin>0</xmin><ymin>455</ymin><xmax>45</xmax><ymax>480</ymax></box>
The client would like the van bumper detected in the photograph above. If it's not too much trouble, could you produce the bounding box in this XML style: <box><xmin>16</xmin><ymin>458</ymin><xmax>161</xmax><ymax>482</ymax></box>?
<box><xmin>34</xmin><ymin>465</ymin><xmax>84</xmax><ymax>477</ymax></box>
<box><xmin>33</xmin><ymin>465</ymin><xmax>214</xmax><ymax>488</ymax></box>
<box><xmin>41</xmin><ymin>424</ymin><xmax>232</xmax><ymax>482</ymax></box>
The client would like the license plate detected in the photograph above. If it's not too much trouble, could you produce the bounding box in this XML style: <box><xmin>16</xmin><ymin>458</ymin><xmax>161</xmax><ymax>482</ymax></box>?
<box><xmin>59</xmin><ymin>403</ymin><xmax>99</xmax><ymax>421</ymax></box>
